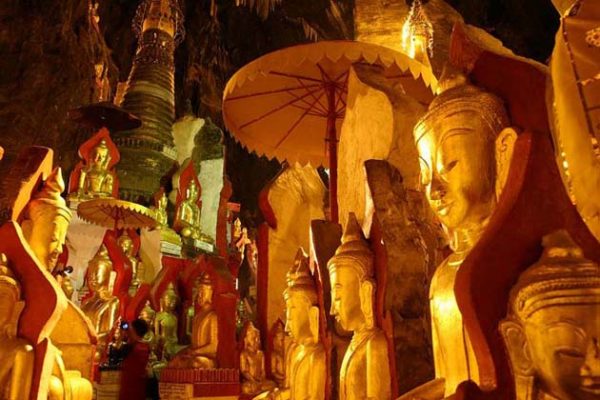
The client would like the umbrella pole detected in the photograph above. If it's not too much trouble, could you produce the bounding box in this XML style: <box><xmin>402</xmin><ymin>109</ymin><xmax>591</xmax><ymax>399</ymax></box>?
<box><xmin>326</xmin><ymin>84</ymin><xmax>338</xmax><ymax>224</ymax></box>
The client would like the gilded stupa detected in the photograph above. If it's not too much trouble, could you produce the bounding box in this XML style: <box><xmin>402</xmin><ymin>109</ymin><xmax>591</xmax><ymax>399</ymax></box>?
<box><xmin>113</xmin><ymin>0</ymin><xmax>185</xmax><ymax>203</ymax></box>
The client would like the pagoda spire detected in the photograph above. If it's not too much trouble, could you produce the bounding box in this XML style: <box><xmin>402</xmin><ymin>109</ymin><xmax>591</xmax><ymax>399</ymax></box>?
<box><xmin>113</xmin><ymin>0</ymin><xmax>185</xmax><ymax>203</ymax></box>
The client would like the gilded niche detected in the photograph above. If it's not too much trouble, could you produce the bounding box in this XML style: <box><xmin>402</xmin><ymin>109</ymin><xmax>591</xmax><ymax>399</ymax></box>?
<box><xmin>501</xmin><ymin>230</ymin><xmax>600</xmax><ymax>400</ymax></box>
<box><xmin>169</xmin><ymin>272</ymin><xmax>219</xmax><ymax>369</ymax></box>
<box><xmin>328</xmin><ymin>213</ymin><xmax>391</xmax><ymax>400</ymax></box>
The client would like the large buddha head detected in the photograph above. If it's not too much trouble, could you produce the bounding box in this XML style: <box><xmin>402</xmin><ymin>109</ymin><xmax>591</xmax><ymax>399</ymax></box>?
<box><xmin>327</xmin><ymin>213</ymin><xmax>375</xmax><ymax>333</ymax></box>
<box><xmin>284</xmin><ymin>248</ymin><xmax>319</xmax><ymax>343</ymax></box>
<box><xmin>22</xmin><ymin>168</ymin><xmax>72</xmax><ymax>271</ymax></box>
<box><xmin>87</xmin><ymin>244</ymin><xmax>113</xmax><ymax>293</ymax></box>
<box><xmin>413</xmin><ymin>70</ymin><xmax>516</xmax><ymax>248</ymax></box>
<box><xmin>501</xmin><ymin>231</ymin><xmax>600</xmax><ymax>400</ymax></box>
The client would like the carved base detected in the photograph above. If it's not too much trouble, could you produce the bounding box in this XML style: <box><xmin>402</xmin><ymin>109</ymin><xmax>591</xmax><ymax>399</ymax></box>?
<box><xmin>160</xmin><ymin>367</ymin><xmax>240</xmax><ymax>400</ymax></box>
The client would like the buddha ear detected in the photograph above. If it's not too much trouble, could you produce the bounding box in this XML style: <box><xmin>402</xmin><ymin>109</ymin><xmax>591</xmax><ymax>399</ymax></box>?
<box><xmin>495</xmin><ymin>127</ymin><xmax>519</xmax><ymax>198</ymax></box>
<box><xmin>309</xmin><ymin>305</ymin><xmax>320</xmax><ymax>342</ymax></box>
<box><xmin>499</xmin><ymin>318</ymin><xmax>535</xmax><ymax>377</ymax></box>
<box><xmin>359</xmin><ymin>280</ymin><xmax>375</xmax><ymax>329</ymax></box>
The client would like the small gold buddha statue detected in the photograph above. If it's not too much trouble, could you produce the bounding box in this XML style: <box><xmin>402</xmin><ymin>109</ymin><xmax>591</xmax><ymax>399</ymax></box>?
<box><xmin>501</xmin><ymin>230</ymin><xmax>600</xmax><ymax>400</ymax></box>
<box><xmin>154</xmin><ymin>283</ymin><xmax>184</xmax><ymax>361</ymax></box>
<box><xmin>327</xmin><ymin>213</ymin><xmax>391</xmax><ymax>400</ymax></box>
<box><xmin>169</xmin><ymin>273</ymin><xmax>219</xmax><ymax>368</ymax></box>
<box><xmin>270</xmin><ymin>321</ymin><xmax>286</xmax><ymax>387</ymax></box>
<box><xmin>400</xmin><ymin>71</ymin><xmax>517</xmax><ymax>399</ymax></box>
<box><xmin>72</xmin><ymin>139</ymin><xmax>115</xmax><ymax>200</ymax></box>
<box><xmin>80</xmin><ymin>244</ymin><xmax>120</xmax><ymax>360</ymax></box>
<box><xmin>150</xmin><ymin>191</ymin><xmax>182</xmax><ymax>247</ymax></box>
<box><xmin>175</xmin><ymin>180</ymin><xmax>202</xmax><ymax>241</ymax></box>
<box><xmin>117</xmin><ymin>232</ymin><xmax>143</xmax><ymax>293</ymax></box>
<box><xmin>139</xmin><ymin>301</ymin><xmax>158</xmax><ymax>361</ymax></box>
<box><xmin>153</xmin><ymin>192</ymin><xmax>169</xmax><ymax>228</ymax></box>
<box><xmin>241</xmin><ymin>321</ymin><xmax>276</xmax><ymax>395</ymax></box>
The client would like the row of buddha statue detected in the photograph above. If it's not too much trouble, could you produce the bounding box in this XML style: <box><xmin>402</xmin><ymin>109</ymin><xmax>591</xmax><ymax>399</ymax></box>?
<box><xmin>243</xmin><ymin>68</ymin><xmax>600</xmax><ymax>400</ymax></box>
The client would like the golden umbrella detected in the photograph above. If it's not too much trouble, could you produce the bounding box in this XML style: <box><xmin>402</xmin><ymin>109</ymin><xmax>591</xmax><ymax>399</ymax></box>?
<box><xmin>222</xmin><ymin>40</ymin><xmax>436</xmax><ymax>222</ymax></box>
<box><xmin>77</xmin><ymin>198</ymin><xmax>157</xmax><ymax>231</ymax></box>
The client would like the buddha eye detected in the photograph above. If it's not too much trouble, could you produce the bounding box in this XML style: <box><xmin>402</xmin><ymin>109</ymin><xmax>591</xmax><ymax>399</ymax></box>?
<box><xmin>442</xmin><ymin>160</ymin><xmax>459</xmax><ymax>174</ymax></box>
<box><xmin>555</xmin><ymin>347</ymin><xmax>585</xmax><ymax>359</ymax></box>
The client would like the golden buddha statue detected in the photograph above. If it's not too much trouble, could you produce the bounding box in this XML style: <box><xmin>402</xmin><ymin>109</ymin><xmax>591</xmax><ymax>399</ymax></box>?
<box><xmin>72</xmin><ymin>139</ymin><xmax>114</xmax><ymax>200</ymax></box>
<box><xmin>154</xmin><ymin>283</ymin><xmax>184</xmax><ymax>360</ymax></box>
<box><xmin>241</xmin><ymin>321</ymin><xmax>276</xmax><ymax>395</ymax></box>
<box><xmin>175</xmin><ymin>180</ymin><xmax>203</xmax><ymax>240</ymax></box>
<box><xmin>270</xmin><ymin>321</ymin><xmax>286</xmax><ymax>387</ymax></box>
<box><xmin>140</xmin><ymin>301</ymin><xmax>158</xmax><ymax>361</ymax></box>
<box><xmin>169</xmin><ymin>273</ymin><xmax>218</xmax><ymax>368</ymax></box>
<box><xmin>258</xmin><ymin>250</ymin><xmax>326</xmax><ymax>400</ymax></box>
<box><xmin>13</xmin><ymin>168</ymin><xmax>92</xmax><ymax>399</ymax></box>
<box><xmin>153</xmin><ymin>192</ymin><xmax>169</xmax><ymax>228</ymax></box>
<box><xmin>327</xmin><ymin>213</ymin><xmax>391</xmax><ymax>400</ymax></box>
<box><xmin>500</xmin><ymin>230</ymin><xmax>600</xmax><ymax>400</ymax></box>
<box><xmin>21</xmin><ymin>168</ymin><xmax>72</xmax><ymax>273</ymax></box>
<box><xmin>400</xmin><ymin>72</ymin><xmax>518</xmax><ymax>399</ymax></box>
<box><xmin>80</xmin><ymin>244</ymin><xmax>120</xmax><ymax>360</ymax></box>
<box><xmin>117</xmin><ymin>232</ymin><xmax>142</xmax><ymax>293</ymax></box>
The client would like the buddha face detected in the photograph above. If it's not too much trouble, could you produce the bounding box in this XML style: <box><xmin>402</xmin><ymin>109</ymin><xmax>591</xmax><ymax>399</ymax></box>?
<box><xmin>523</xmin><ymin>302</ymin><xmax>600</xmax><ymax>399</ymax></box>
<box><xmin>90</xmin><ymin>143</ymin><xmax>109</xmax><ymax>169</ymax></box>
<box><xmin>329</xmin><ymin>264</ymin><xmax>365</xmax><ymax>332</ymax></box>
<box><xmin>285</xmin><ymin>291</ymin><xmax>312</xmax><ymax>341</ymax></box>
<box><xmin>197</xmin><ymin>283</ymin><xmax>213</xmax><ymax>306</ymax></box>
<box><xmin>88</xmin><ymin>262</ymin><xmax>111</xmax><ymax>292</ymax></box>
<box><xmin>118</xmin><ymin>235</ymin><xmax>134</xmax><ymax>256</ymax></box>
<box><xmin>502</xmin><ymin>297</ymin><xmax>600</xmax><ymax>400</ymax></box>
<box><xmin>416</xmin><ymin>111</ymin><xmax>496</xmax><ymax>231</ymax></box>
<box><xmin>28</xmin><ymin>214</ymin><xmax>69</xmax><ymax>271</ymax></box>
<box><xmin>161</xmin><ymin>292</ymin><xmax>178</xmax><ymax>312</ymax></box>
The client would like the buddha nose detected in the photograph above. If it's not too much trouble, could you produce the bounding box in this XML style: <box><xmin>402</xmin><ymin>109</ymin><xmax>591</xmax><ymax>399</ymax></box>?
<box><xmin>580</xmin><ymin>338</ymin><xmax>600</xmax><ymax>381</ymax></box>
<box><xmin>429</xmin><ymin>173</ymin><xmax>446</xmax><ymax>201</ymax></box>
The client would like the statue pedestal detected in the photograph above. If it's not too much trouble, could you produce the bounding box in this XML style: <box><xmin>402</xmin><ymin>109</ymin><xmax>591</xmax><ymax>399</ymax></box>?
<box><xmin>65</xmin><ymin>202</ymin><xmax>106</xmax><ymax>301</ymax></box>
<box><xmin>182</xmin><ymin>237</ymin><xmax>215</xmax><ymax>257</ymax></box>
<box><xmin>159</xmin><ymin>368</ymin><xmax>240</xmax><ymax>400</ymax></box>
<box><xmin>95</xmin><ymin>370</ymin><xmax>121</xmax><ymax>400</ymax></box>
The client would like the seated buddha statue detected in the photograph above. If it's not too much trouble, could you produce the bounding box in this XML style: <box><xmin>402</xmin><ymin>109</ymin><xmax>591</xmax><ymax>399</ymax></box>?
<box><xmin>154</xmin><ymin>283</ymin><xmax>184</xmax><ymax>361</ymax></box>
<box><xmin>241</xmin><ymin>321</ymin><xmax>276</xmax><ymax>395</ymax></box>
<box><xmin>258</xmin><ymin>250</ymin><xmax>326</xmax><ymax>400</ymax></box>
<box><xmin>150</xmin><ymin>191</ymin><xmax>182</xmax><ymax>246</ymax></box>
<box><xmin>327</xmin><ymin>213</ymin><xmax>391</xmax><ymax>400</ymax></box>
<box><xmin>399</xmin><ymin>71</ymin><xmax>518</xmax><ymax>400</ymax></box>
<box><xmin>175</xmin><ymin>181</ymin><xmax>202</xmax><ymax>241</ymax></box>
<box><xmin>71</xmin><ymin>139</ymin><xmax>114</xmax><ymax>200</ymax></box>
<box><xmin>169</xmin><ymin>273</ymin><xmax>218</xmax><ymax>368</ymax></box>
<box><xmin>270</xmin><ymin>321</ymin><xmax>286</xmax><ymax>388</ymax></box>
<box><xmin>501</xmin><ymin>230</ymin><xmax>600</xmax><ymax>400</ymax></box>
<box><xmin>117</xmin><ymin>232</ymin><xmax>143</xmax><ymax>293</ymax></box>
<box><xmin>80</xmin><ymin>244</ymin><xmax>120</xmax><ymax>360</ymax></box>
